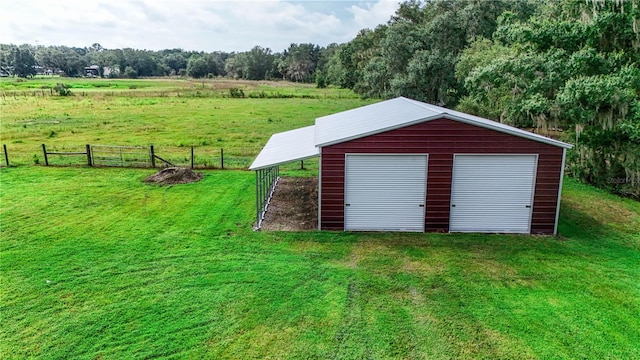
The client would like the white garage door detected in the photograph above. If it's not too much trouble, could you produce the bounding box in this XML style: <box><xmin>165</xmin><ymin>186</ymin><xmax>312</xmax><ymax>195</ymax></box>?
<box><xmin>450</xmin><ymin>154</ymin><xmax>537</xmax><ymax>233</ymax></box>
<box><xmin>344</xmin><ymin>154</ymin><xmax>427</xmax><ymax>232</ymax></box>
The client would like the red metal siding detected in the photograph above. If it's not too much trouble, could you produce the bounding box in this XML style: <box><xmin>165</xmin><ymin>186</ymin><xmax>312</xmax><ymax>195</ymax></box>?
<box><xmin>320</xmin><ymin>118</ymin><xmax>564</xmax><ymax>234</ymax></box>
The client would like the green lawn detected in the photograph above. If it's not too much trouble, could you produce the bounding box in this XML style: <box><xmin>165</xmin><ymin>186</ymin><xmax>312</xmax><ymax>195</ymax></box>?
<box><xmin>1</xmin><ymin>166</ymin><xmax>638</xmax><ymax>359</ymax></box>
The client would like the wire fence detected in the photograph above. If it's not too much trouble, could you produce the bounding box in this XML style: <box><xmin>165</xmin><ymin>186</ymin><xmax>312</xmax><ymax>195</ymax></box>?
<box><xmin>91</xmin><ymin>145</ymin><xmax>151</xmax><ymax>167</ymax></box>
<box><xmin>0</xmin><ymin>89</ymin><xmax>360</xmax><ymax>100</ymax></box>
<box><xmin>1</xmin><ymin>143</ymin><xmax>270</xmax><ymax>170</ymax></box>
<box><xmin>0</xmin><ymin>144</ymin><xmax>254</xmax><ymax>169</ymax></box>
<box><xmin>1</xmin><ymin>143</ymin><xmax>321</xmax><ymax>174</ymax></box>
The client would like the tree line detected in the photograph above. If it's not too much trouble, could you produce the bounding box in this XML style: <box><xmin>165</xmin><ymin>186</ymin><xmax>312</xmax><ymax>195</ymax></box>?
<box><xmin>1</xmin><ymin>0</ymin><xmax>638</xmax><ymax>197</ymax></box>
<box><xmin>0</xmin><ymin>42</ymin><xmax>330</xmax><ymax>83</ymax></box>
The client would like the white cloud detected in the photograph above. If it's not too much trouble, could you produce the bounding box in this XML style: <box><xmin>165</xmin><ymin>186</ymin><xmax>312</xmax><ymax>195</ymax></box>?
<box><xmin>0</xmin><ymin>0</ymin><xmax>399</xmax><ymax>52</ymax></box>
<box><xmin>349</xmin><ymin>0</ymin><xmax>399</xmax><ymax>29</ymax></box>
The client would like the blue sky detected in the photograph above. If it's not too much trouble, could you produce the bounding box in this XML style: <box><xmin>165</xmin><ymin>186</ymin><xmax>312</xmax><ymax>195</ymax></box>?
<box><xmin>0</xmin><ymin>0</ymin><xmax>399</xmax><ymax>52</ymax></box>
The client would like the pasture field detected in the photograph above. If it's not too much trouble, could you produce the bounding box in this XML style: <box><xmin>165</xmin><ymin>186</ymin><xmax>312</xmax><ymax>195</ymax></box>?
<box><xmin>0</xmin><ymin>167</ymin><xmax>639</xmax><ymax>359</ymax></box>
<box><xmin>0</xmin><ymin>77</ymin><xmax>370</xmax><ymax>168</ymax></box>
<box><xmin>0</xmin><ymin>77</ymin><xmax>357</xmax><ymax>97</ymax></box>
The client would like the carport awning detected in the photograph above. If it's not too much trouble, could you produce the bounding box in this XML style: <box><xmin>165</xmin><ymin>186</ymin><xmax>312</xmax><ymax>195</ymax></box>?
<box><xmin>249</xmin><ymin>125</ymin><xmax>319</xmax><ymax>170</ymax></box>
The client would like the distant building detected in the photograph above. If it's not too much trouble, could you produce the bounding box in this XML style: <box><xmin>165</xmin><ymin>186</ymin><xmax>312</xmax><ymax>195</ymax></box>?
<box><xmin>35</xmin><ymin>66</ymin><xmax>53</xmax><ymax>76</ymax></box>
<box><xmin>85</xmin><ymin>65</ymin><xmax>100</xmax><ymax>77</ymax></box>
<box><xmin>85</xmin><ymin>65</ymin><xmax>118</xmax><ymax>78</ymax></box>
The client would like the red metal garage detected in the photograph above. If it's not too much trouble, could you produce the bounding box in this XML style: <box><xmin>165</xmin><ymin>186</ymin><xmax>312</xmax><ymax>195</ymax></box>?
<box><xmin>250</xmin><ymin>97</ymin><xmax>573</xmax><ymax>235</ymax></box>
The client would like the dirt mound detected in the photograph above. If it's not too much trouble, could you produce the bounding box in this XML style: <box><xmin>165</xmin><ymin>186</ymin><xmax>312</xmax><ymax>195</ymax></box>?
<box><xmin>261</xmin><ymin>177</ymin><xmax>318</xmax><ymax>231</ymax></box>
<box><xmin>145</xmin><ymin>167</ymin><xmax>203</xmax><ymax>185</ymax></box>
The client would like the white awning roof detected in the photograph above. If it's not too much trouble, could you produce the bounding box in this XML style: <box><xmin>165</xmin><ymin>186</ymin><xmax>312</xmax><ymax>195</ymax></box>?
<box><xmin>249</xmin><ymin>125</ymin><xmax>319</xmax><ymax>170</ymax></box>
<box><xmin>315</xmin><ymin>97</ymin><xmax>573</xmax><ymax>149</ymax></box>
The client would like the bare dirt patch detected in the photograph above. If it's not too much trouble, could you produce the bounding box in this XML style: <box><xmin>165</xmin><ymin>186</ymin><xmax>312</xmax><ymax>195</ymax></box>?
<box><xmin>261</xmin><ymin>177</ymin><xmax>318</xmax><ymax>231</ymax></box>
<box><xmin>145</xmin><ymin>167</ymin><xmax>203</xmax><ymax>185</ymax></box>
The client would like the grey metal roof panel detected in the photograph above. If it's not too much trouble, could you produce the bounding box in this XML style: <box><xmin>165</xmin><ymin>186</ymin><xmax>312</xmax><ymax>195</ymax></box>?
<box><xmin>249</xmin><ymin>125</ymin><xmax>319</xmax><ymax>170</ymax></box>
<box><xmin>314</xmin><ymin>97</ymin><xmax>573</xmax><ymax>149</ymax></box>
<box><xmin>314</xmin><ymin>97</ymin><xmax>440</xmax><ymax>147</ymax></box>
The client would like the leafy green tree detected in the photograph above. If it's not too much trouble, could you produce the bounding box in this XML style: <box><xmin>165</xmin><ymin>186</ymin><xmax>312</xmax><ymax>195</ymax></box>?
<box><xmin>208</xmin><ymin>52</ymin><xmax>228</xmax><ymax>76</ymax></box>
<box><xmin>12</xmin><ymin>45</ymin><xmax>37</xmax><ymax>78</ymax></box>
<box><xmin>120</xmin><ymin>48</ymin><xmax>165</xmax><ymax>77</ymax></box>
<box><xmin>341</xmin><ymin>26</ymin><xmax>387</xmax><ymax>91</ymax></box>
<box><xmin>186</xmin><ymin>56</ymin><xmax>209</xmax><ymax>78</ymax></box>
<box><xmin>162</xmin><ymin>52</ymin><xmax>188</xmax><ymax>74</ymax></box>
<box><xmin>391</xmin><ymin>49</ymin><xmax>458</xmax><ymax>104</ymax></box>
<box><xmin>0</xmin><ymin>45</ymin><xmax>12</xmax><ymax>75</ymax></box>
<box><xmin>244</xmin><ymin>46</ymin><xmax>276</xmax><ymax>80</ymax></box>
<box><xmin>279</xmin><ymin>43</ymin><xmax>320</xmax><ymax>82</ymax></box>
<box><xmin>315</xmin><ymin>70</ymin><xmax>327</xmax><ymax>88</ymax></box>
<box><xmin>458</xmin><ymin>48</ymin><xmax>572</xmax><ymax>127</ymax></box>
<box><xmin>556</xmin><ymin>67</ymin><xmax>640</xmax><ymax>196</ymax></box>
<box><xmin>339</xmin><ymin>0</ymin><xmax>534</xmax><ymax>104</ymax></box>
<box><xmin>457</xmin><ymin>0</ymin><xmax>640</xmax><ymax>196</ymax></box>
<box><xmin>223</xmin><ymin>54</ymin><xmax>241</xmax><ymax>79</ymax></box>
<box><xmin>124</xmin><ymin>66</ymin><xmax>138</xmax><ymax>79</ymax></box>
<box><xmin>324</xmin><ymin>48</ymin><xmax>348</xmax><ymax>87</ymax></box>
<box><xmin>316</xmin><ymin>43</ymin><xmax>340</xmax><ymax>76</ymax></box>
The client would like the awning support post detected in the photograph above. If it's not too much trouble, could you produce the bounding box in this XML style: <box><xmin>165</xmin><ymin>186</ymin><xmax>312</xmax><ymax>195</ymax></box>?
<box><xmin>254</xmin><ymin>165</ymin><xmax>280</xmax><ymax>230</ymax></box>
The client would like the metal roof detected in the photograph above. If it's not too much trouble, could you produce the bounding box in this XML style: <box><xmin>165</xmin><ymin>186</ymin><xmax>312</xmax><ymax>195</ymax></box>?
<box><xmin>250</xmin><ymin>97</ymin><xmax>572</xmax><ymax>170</ymax></box>
<box><xmin>249</xmin><ymin>125</ymin><xmax>319</xmax><ymax>170</ymax></box>
<box><xmin>314</xmin><ymin>97</ymin><xmax>573</xmax><ymax>149</ymax></box>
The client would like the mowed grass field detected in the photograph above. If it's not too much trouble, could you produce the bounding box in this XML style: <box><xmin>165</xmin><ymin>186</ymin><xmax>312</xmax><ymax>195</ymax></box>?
<box><xmin>1</xmin><ymin>78</ymin><xmax>640</xmax><ymax>358</ymax></box>
<box><xmin>0</xmin><ymin>167</ymin><xmax>639</xmax><ymax>359</ymax></box>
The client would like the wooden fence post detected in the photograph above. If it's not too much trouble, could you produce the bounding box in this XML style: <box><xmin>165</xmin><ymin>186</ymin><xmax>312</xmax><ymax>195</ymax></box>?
<box><xmin>3</xmin><ymin>144</ymin><xmax>8</xmax><ymax>167</ymax></box>
<box><xmin>191</xmin><ymin>146</ymin><xmax>194</xmax><ymax>169</ymax></box>
<box><xmin>42</xmin><ymin>144</ymin><xmax>49</xmax><ymax>166</ymax></box>
<box><xmin>220</xmin><ymin>148</ymin><xmax>224</xmax><ymax>169</ymax></box>
<box><xmin>86</xmin><ymin>144</ymin><xmax>92</xmax><ymax>166</ymax></box>
<box><xmin>150</xmin><ymin>145</ymin><xmax>155</xmax><ymax>168</ymax></box>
